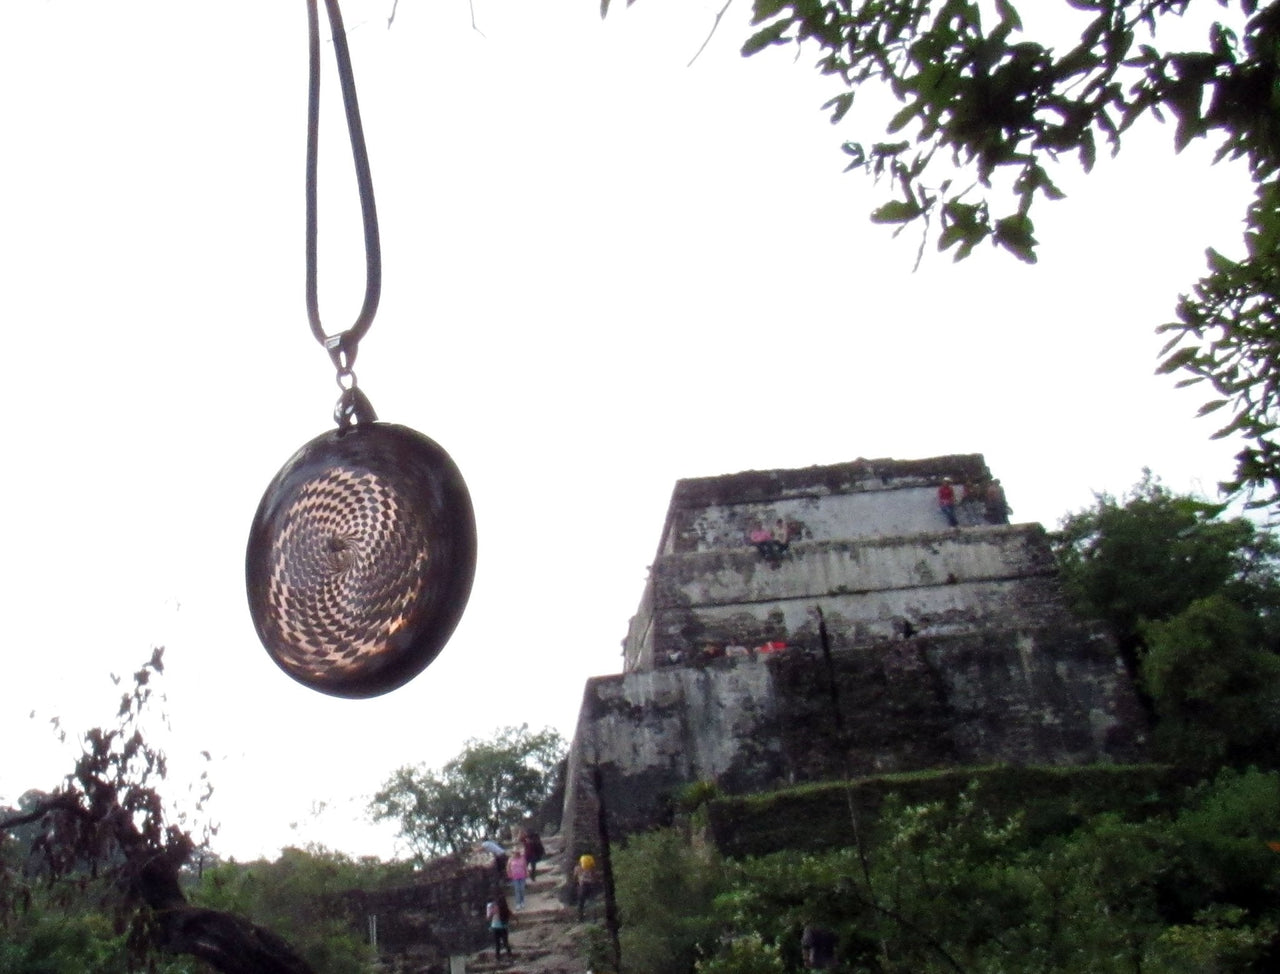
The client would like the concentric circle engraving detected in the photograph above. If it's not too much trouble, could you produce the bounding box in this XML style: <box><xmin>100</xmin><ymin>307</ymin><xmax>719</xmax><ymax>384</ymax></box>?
<box><xmin>247</xmin><ymin>423</ymin><xmax>476</xmax><ymax>698</ymax></box>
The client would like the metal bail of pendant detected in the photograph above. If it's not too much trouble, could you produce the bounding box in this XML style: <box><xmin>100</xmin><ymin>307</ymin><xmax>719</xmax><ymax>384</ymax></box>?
<box><xmin>325</xmin><ymin>335</ymin><xmax>379</xmax><ymax>430</ymax></box>
<box><xmin>245</xmin><ymin>423</ymin><xmax>477</xmax><ymax>698</ymax></box>
<box><xmin>335</xmin><ymin>386</ymin><xmax>377</xmax><ymax>429</ymax></box>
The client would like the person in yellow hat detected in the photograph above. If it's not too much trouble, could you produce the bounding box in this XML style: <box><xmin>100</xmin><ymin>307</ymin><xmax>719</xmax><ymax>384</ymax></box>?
<box><xmin>574</xmin><ymin>853</ymin><xmax>600</xmax><ymax>920</ymax></box>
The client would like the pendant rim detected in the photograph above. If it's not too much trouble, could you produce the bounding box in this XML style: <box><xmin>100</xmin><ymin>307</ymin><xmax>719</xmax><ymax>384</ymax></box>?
<box><xmin>246</xmin><ymin>421</ymin><xmax>476</xmax><ymax>699</ymax></box>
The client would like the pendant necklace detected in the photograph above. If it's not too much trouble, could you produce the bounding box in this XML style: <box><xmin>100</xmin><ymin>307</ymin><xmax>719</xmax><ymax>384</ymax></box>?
<box><xmin>245</xmin><ymin>0</ymin><xmax>477</xmax><ymax>699</ymax></box>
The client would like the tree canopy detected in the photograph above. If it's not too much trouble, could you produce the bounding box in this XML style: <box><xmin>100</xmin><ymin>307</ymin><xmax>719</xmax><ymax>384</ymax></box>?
<box><xmin>1053</xmin><ymin>470</ymin><xmax>1280</xmax><ymax>662</ymax></box>
<box><xmin>602</xmin><ymin>0</ymin><xmax>1280</xmax><ymax>506</ymax></box>
<box><xmin>1143</xmin><ymin>592</ymin><xmax>1280</xmax><ymax>767</ymax></box>
<box><xmin>1053</xmin><ymin>471</ymin><xmax>1280</xmax><ymax>767</ymax></box>
<box><xmin>369</xmin><ymin>724</ymin><xmax>565</xmax><ymax>863</ymax></box>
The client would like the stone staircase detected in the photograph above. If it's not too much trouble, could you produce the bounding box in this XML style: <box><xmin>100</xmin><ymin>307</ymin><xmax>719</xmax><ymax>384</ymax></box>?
<box><xmin>462</xmin><ymin>834</ymin><xmax>597</xmax><ymax>974</ymax></box>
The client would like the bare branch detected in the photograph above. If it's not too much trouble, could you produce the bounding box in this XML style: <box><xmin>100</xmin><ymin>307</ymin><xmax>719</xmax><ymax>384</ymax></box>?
<box><xmin>0</xmin><ymin>793</ymin><xmax>83</xmax><ymax>832</ymax></box>
<box><xmin>688</xmin><ymin>0</ymin><xmax>735</xmax><ymax>68</ymax></box>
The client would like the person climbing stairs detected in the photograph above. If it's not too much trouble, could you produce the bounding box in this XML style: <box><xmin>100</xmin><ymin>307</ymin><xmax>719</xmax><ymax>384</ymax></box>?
<box><xmin>463</xmin><ymin>832</ymin><xmax>601</xmax><ymax>974</ymax></box>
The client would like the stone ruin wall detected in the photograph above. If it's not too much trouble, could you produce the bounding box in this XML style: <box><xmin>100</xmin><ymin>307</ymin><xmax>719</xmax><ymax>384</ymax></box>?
<box><xmin>342</xmin><ymin>857</ymin><xmax>493</xmax><ymax>964</ymax></box>
<box><xmin>563</xmin><ymin>621</ymin><xmax>1146</xmax><ymax>862</ymax></box>
<box><xmin>657</xmin><ymin>455</ymin><xmax>995</xmax><ymax>551</ymax></box>
<box><xmin>567</xmin><ymin>455</ymin><xmax>1149</xmax><ymax>863</ymax></box>
<box><xmin>624</xmin><ymin>455</ymin><xmax>1013</xmax><ymax>672</ymax></box>
<box><xmin>644</xmin><ymin>524</ymin><xmax>1065</xmax><ymax>665</ymax></box>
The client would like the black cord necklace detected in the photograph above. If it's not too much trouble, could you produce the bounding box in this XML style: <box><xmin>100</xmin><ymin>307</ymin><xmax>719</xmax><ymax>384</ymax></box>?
<box><xmin>245</xmin><ymin>0</ymin><xmax>477</xmax><ymax>699</ymax></box>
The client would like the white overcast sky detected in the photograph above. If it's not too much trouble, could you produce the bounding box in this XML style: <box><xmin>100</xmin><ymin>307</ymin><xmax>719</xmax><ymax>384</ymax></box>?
<box><xmin>0</xmin><ymin>0</ymin><xmax>1254</xmax><ymax>860</ymax></box>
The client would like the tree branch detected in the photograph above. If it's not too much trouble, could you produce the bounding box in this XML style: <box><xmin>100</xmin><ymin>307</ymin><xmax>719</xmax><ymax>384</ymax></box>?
<box><xmin>2</xmin><ymin>762</ymin><xmax>316</xmax><ymax>973</ymax></box>
<box><xmin>154</xmin><ymin>907</ymin><xmax>316</xmax><ymax>974</ymax></box>
<box><xmin>688</xmin><ymin>0</ymin><xmax>734</xmax><ymax>68</ymax></box>
<box><xmin>0</xmin><ymin>794</ymin><xmax>84</xmax><ymax>831</ymax></box>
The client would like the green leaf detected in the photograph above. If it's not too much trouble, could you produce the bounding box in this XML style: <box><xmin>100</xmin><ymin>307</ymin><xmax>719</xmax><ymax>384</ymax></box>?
<box><xmin>824</xmin><ymin>91</ymin><xmax>855</xmax><ymax>123</ymax></box>
<box><xmin>994</xmin><ymin>0</ymin><xmax>1023</xmax><ymax>32</ymax></box>
<box><xmin>1206</xmin><ymin>248</ymin><xmax>1236</xmax><ymax>273</ymax></box>
<box><xmin>1196</xmin><ymin>399</ymin><xmax>1230</xmax><ymax>417</ymax></box>
<box><xmin>1078</xmin><ymin>130</ymin><xmax>1097</xmax><ymax>172</ymax></box>
<box><xmin>1157</xmin><ymin>347</ymin><xmax>1199</xmax><ymax>374</ymax></box>
<box><xmin>870</xmin><ymin>199</ymin><xmax>923</xmax><ymax>224</ymax></box>
<box><xmin>742</xmin><ymin>21</ymin><xmax>789</xmax><ymax>56</ymax></box>
<box><xmin>840</xmin><ymin>141</ymin><xmax>866</xmax><ymax>170</ymax></box>
<box><xmin>750</xmin><ymin>0</ymin><xmax>789</xmax><ymax>23</ymax></box>
<box><xmin>887</xmin><ymin>100</ymin><xmax>920</xmax><ymax>134</ymax></box>
<box><xmin>993</xmin><ymin>213</ymin><xmax>1038</xmax><ymax>263</ymax></box>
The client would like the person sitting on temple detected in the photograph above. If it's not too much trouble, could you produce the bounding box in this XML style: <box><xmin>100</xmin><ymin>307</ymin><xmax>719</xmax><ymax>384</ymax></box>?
<box><xmin>748</xmin><ymin>519</ymin><xmax>790</xmax><ymax>561</ymax></box>
<box><xmin>937</xmin><ymin>477</ymin><xmax>959</xmax><ymax>528</ymax></box>
<box><xmin>748</xmin><ymin>521</ymin><xmax>773</xmax><ymax>556</ymax></box>
<box><xmin>985</xmin><ymin>478</ymin><xmax>1011</xmax><ymax>524</ymax></box>
<box><xmin>770</xmin><ymin>519</ymin><xmax>790</xmax><ymax>556</ymax></box>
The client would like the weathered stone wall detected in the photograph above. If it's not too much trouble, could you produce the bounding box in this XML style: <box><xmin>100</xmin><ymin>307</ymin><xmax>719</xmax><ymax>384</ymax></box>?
<box><xmin>660</xmin><ymin>455</ymin><xmax>994</xmax><ymax>556</ymax></box>
<box><xmin>673</xmin><ymin>486</ymin><xmax>992</xmax><ymax>553</ymax></box>
<box><xmin>563</xmin><ymin>626</ymin><xmax>1147</xmax><ymax>862</ymax></box>
<box><xmin>625</xmin><ymin>456</ymin><xmax>1016</xmax><ymax>673</ymax></box>
<box><xmin>345</xmin><ymin>862</ymin><xmax>494</xmax><ymax>960</ymax></box>
<box><xmin>629</xmin><ymin>524</ymin><xmax>1065</xmax><ymax>671</ymax></box>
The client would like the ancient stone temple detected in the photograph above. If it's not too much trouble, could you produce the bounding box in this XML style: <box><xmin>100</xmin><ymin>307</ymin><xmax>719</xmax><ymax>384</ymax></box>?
<box><xmin>561</xmin><ymin>454</ymin><xmax>1147</xmax><ymax>859</ymax></box>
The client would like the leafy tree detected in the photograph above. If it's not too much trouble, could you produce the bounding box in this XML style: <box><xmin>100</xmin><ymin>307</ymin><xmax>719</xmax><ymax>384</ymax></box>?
<box><xmin>0</xmin><ymin>906</ymin><xmax>140</xmax><ymax>974</ymax></box>
<box><xmin>612</xmin><ymin>827</ymin><xmax>728</xmax><ymax>974</ymax></box>
<box><xmin>1142</xmin><ymin>593</ymin><xmax>1280</xmax><ymax>768</ymax></box>
<box><xmin>1052</xmin><ymin>470</ymin><xmax>1280</xmax><ymax>669</ymax></box>
<box><xmin>369</xmin><ymin>724</ymin><xmax>565</xmax><ymax>862</ymax></box>
<box><xmin>0</xmin><ymin>650</ymin><xmax>317</xmax><ymax>974</ymax></box>
<box><xmin>602</xmin><ymin>0</ymin><xmax>1280</xmax><ymax>505</ymax></box>
<box><xmin>1053</xmin><ymin>473</ymin><xmax>1280</xmax><ymax>765</ymax></box>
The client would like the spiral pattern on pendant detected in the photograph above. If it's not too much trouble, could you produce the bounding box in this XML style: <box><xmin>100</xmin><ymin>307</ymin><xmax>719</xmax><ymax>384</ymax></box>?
<box><xmin>262</xmin><ymin>466</ymin><xmax>430</xmax><ymax>681</ymax></box>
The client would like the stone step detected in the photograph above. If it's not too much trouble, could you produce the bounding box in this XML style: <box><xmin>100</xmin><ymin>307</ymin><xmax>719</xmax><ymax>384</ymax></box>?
<box><xmin>420</xmin><ymin>835</ymin><xmax>583</xmax><ymax>974</ymax></box>
<box><xmin>470</xmin><ymin>946</ymin><xmax>555</xmax><ymax>963</ymax></box>
<box><xmin>466</xmin><ymin>950</ymin><xmax>581</xmax><ymax>974</ymax></box>
<box><xmin>507</xmin><ymin>911</ymin><xmax>568</xmax><ymax>928</ymax></box>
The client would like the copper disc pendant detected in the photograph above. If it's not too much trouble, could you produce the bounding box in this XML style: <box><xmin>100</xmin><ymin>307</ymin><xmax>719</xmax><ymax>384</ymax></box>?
<box><xmin>246</xmin><ymin>422</ymin><xmax>476</xmax><ymax>698</ymax></box>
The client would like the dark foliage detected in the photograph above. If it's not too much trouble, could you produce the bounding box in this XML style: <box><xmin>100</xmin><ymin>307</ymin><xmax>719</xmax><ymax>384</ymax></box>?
<box><xmin>0</xmin><ymin>650</ymin><xmax>315</xmax><ymax>973</ymax></box>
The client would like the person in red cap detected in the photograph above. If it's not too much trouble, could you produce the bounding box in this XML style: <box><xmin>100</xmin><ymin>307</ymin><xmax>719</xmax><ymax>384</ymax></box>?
<box><xmin>937</xmin><ymin>477</ymin><xmax>959</xmax><ymax>528</ymax></box>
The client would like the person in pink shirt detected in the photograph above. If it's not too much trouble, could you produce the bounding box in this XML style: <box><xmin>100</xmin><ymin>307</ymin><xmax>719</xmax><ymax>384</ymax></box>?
<box><xmin>506</xmin><ymin>847</ymin><xmax>529</xmax><ymax>909</ymax></box>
